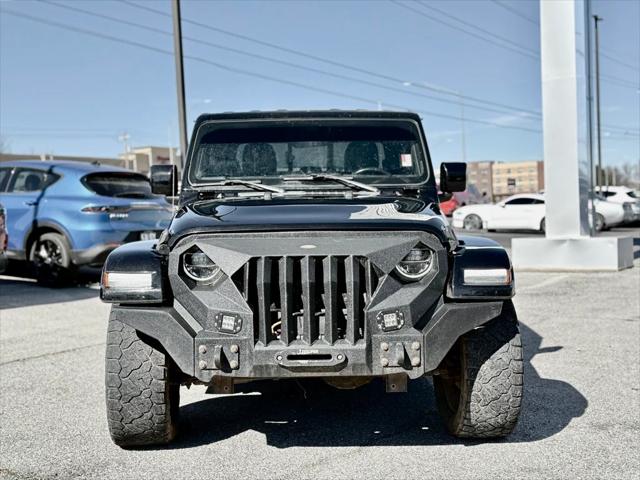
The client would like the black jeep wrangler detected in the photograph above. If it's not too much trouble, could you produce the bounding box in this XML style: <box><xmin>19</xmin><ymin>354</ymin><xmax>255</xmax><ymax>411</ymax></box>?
<box><xmin>101</xmin><ymin>111</ymin><xmax>522</xmax><ymax>447</ymax></box>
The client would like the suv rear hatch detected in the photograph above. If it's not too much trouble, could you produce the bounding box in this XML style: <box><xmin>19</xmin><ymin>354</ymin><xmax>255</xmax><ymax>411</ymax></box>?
<box><xmin>83</xmin><ymin>172</ymin><xmax>173</xmax><ymax>237</ymax></box>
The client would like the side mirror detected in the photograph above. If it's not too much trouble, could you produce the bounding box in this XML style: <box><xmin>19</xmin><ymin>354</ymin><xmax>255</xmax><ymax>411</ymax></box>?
<box><xmin>150</xmin><ymin>164</ymin><xmax>178</xmax><ymax>196</ymax></box>
<box><xmin>438</xmin><ymin>192</ymin><xmax>453</xmax><ymax>202</ymax></box>
<box><xmin>440</xmin><ymin>162</ymin><xmax>466</xmax><ymax>192</ymax></box>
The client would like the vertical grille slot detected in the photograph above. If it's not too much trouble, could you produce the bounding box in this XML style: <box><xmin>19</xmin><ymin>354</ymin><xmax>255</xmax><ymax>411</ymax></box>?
<box><xmin>344</xmin><ymin>255</ymin><xmax>361</xmax><ymax>344</ymax></box>
<box><xmin>279</xmin><ymin>257</ymin><xmax>296</xmax><ymax>344</ymax></box>
<box><xmin>256</xmin><ymin>257</ymin><xmax>273</xmax><ymax>345</ymax></box>
<box><xmin>323</xmin><ymin>256</ymin><xmax>339</xmax><ymax>344</ymax></box>
<box><xmin>301</xmin><ymin>256</ymin><xmax>318</xmax><ymax>345</ymax></box>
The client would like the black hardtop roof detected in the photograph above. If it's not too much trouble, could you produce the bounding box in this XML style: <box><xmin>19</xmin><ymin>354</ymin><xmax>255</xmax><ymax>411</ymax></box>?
<box><xmin>195</xmin><ymin>110</ymin><xmax>422</xmax><ymax>124</ymax></box>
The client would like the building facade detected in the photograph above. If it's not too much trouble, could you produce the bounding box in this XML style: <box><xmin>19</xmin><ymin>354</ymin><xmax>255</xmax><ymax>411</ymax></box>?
<box><xmin>466</xmin><ymin>161</ymin><xmax>494</xmax><ymax>201</ymax></box>
<box><xmin>119</xmin><ymin>146</ymin><xmax>181</xmax><ymax>175</ymax></box>
<box><xmin>492</xmin><ymin>160</ymin><xmax>544</xmax><ymax>200</ymax></box>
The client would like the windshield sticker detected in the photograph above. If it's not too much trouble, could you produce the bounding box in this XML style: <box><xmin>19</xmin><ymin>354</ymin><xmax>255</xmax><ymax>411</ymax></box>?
<box><xmin>400</xmin><ymin>154</ymin><xmax>412</xmax><ymax>167</ymax></box>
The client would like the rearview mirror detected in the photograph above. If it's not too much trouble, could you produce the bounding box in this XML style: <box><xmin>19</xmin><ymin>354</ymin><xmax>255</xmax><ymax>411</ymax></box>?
<box><xmin>150</xmin><ymin>164</ymin><xmax>178</xmax><ymax>196</ymax></box>
<box><xmin>440</xmin><ymin>162</ymin><xmax>466</xmax><ymax>192</ymax></box>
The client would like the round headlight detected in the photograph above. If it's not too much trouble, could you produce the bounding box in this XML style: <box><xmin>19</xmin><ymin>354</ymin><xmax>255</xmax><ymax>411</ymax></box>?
<box><xmin>183</xmin><ymin>251</ymin><xmax>220</xmax><ymax>282</ymax></box>
<box><xmin>395</xmin><ymin>245</ymin><xmax>433</xmax><ymax>280</ymax></box>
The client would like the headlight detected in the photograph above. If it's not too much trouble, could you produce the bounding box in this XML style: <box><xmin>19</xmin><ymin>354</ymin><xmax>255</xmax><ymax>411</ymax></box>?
<box><xmin>395</xmin><ymin>244</ymin><xmax>433</xmax><ymax>280</ymax></box>
<box><xmin>101</xmin><ymin>271</ymin><xmax>163</xmax><ymax>303</ymax></box>
<box><xmin>183</xmin><ymin>250</ymin><xmax>220</xmax><ymax>282</ymax></box>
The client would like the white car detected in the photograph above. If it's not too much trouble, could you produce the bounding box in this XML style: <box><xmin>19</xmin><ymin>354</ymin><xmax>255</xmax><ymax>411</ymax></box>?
<box><xmin>596</xmin><ymin>186</ymin><xmax>640</xmax><ymax>221</ymax></box>
<box><xmin>451</xmin><ymin>193</ymin><xmax>628</xmax><ymax>232</ymax></box>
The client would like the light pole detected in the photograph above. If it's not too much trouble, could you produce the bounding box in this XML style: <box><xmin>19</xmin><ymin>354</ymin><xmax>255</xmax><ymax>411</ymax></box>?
<box><xmin>593</xmin><ymin>15</ymin><xmax>603</xmax><ymax>188</ymax></box>
<box><xmin>172</xmin><ymin>0</ymin><xmax>188</xmax><ymax>170</ymax></box>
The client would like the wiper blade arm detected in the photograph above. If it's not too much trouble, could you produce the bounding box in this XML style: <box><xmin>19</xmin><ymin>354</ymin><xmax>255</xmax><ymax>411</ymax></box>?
<box><xmin>281</xmin><ymin>174</ymin><xmax>379</xmax><ymax>194</ymax></box>
<box><xmin>196</xmin><ymin>179</ymin><xmax>284</xmax><ymax>194</ymax></box>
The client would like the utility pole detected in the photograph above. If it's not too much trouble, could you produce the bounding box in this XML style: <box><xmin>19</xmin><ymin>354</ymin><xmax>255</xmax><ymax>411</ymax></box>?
<box><xmin>118</xmin><ymin>132</ymin><xmax>131</xmax><ymax>170</ymax></box>
<box><xmin>593</xmin><ymin>15</ymin><xmax>603</xmax><ymax>189</ymax></box>
<box><xmin>172</xmin><ymin>0</ymin><xmax>188</xmax><ymax>170</ymax></box>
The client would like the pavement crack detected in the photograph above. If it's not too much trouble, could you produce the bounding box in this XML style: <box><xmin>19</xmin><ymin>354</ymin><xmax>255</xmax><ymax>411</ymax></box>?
<box><xmin>0</xmin><ymin>342</ymin><xmax>104</xmax><ymax>366</ymax></box>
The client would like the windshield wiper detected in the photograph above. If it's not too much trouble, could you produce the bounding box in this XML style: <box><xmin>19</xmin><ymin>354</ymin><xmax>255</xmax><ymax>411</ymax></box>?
<box><xmin>281</xmin><ymin>174</ymin><xmax>379</xmax><ymax>194</ymax></box>
<box><xmin>196</xmin><ymin>179</ymin><xmax>284</xmax><ymax>194</ymax></box>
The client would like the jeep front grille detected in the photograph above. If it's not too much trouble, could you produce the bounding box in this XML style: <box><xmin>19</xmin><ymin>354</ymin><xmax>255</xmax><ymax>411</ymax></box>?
<box><xmin>232</xmin><ymin>256</ymin><xmax>380</xmax><ymax>346</ymax></box>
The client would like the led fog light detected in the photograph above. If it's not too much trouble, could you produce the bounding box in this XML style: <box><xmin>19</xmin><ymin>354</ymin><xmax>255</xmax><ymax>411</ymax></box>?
<box><xmin>214</xmin><ymin>313</ymin><xmax>242</xmax><ymax>334</ymax></box>
<box><xmin>463</xmin><ymin>268</ymin><xmax>511</xmax><ymax>285</ymax></box>
<box><xmin>376</xmin><ymin>310</ymin><xmax>405</xmax><ymax>332</ymax></box>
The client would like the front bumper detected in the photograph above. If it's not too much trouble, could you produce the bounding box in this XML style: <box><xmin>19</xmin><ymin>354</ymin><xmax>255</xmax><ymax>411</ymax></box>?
<box><xmin>110</xmin><ymin>300</ymin><xmax>506</xmax><ymax>382</ymax></box>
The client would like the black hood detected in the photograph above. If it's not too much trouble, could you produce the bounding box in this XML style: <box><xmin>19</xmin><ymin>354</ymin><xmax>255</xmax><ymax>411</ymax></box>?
<box><xmin>164</xmin><ymin>196</ymin><xmax>455</xmax><ymax>249</ymax></box>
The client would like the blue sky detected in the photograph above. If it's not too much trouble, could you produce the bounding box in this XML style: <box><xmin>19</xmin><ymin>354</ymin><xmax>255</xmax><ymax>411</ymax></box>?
<box><xmin>1</xmin><ymin>0</ymin><xmax>638</xmax><ymax>168</ymax></box>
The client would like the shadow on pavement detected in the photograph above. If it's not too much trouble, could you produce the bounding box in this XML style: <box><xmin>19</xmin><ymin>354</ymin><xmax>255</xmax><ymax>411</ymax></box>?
<box><xmin>168</xmin><ymin>321</ymin><xmax>587</xmax><ymax>449</ymax></box>
<box><xmin>0</xmin><ymin>275</ymin><xmax>99</xmax><ymax>309</ymax></box>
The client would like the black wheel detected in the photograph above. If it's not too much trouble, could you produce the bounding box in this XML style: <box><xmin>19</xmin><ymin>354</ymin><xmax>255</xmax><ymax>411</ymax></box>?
<box><xmin>540</xmin><ymin>218</ymin><xmax>546</xmax><ymax>233</ymax></box>
<box><xmin>29</xmin><ymin>232</ymin><xmax>74</xmax><ymax>286</ymax></box>
<box><xmin>462</xmin><ymin>214</ymin><xmax>482</xmax><ymax>230</ymax></box>
<box><xmin>433</xmin><ymin>301</ymin><xmax>523</xmax><ymax>438</ymax></box>
<box><xmin>105</xmin><ymin>319</ymin><xmax>180</xmax><ymax>447</ymax></box>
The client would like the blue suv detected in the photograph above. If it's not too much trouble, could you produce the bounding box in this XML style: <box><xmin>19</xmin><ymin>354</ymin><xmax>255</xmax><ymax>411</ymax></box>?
<box><xmin>0</xmin><ymin>160</ymin><xmax>174</xmax><ymax>284</ymax></box>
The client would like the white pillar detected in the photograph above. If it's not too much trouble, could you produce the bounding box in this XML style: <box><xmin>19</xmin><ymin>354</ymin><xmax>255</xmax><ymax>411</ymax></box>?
<box><xmin>511</xmin><ymin>0</ymin><xmax>633</xmax><ymax>271</ymax></box>
<box><xmin>540</xmin><ymin>0</ymin><xmax>591</xmax><ymax>238</ymax></box>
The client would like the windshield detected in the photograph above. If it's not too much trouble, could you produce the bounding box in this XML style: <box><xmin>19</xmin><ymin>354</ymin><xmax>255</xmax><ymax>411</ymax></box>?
<box><xmin>83</xmin><ymin>172</ymin><xmax>153</xmax><ymax>198</ymax></box>
<box><xmin>189</xmin><ymin>120</ymin><xmax>429</xmax><ymax>188</ymax></box>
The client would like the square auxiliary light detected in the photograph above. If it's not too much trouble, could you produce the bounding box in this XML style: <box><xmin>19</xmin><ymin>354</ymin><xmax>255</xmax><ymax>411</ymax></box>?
<box><xmin>376</xmin><ymin>310</ymin><xmax>405</xmax><ymax>332</ymax></box>
<box><xmin>214</xmin><ymin>313</ymin><xmax>242</xmax><ymax>334</ymax></box>
<box><xmin>463</xmin><ymin>268</ymin><xmax>511</xmax><ymax>285</ymax></box>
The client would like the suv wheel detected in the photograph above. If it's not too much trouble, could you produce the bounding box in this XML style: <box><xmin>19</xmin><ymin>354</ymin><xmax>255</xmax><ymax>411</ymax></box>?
<box><xmin>462</xmin><ymin>214</ymin><xmax>482</xmax><ymax>230</ymax></box>
<box><xmin>29</xmin><ymin>232</ymin><xmax>73</xmax><ymax>286</ymax></box>
<box><xmin>106</xmin><ymin>319</ymin><xmax>180</xmax><ymax>448</ymax></box>
<box><xmin>433</xmin><ymin>301</ymin><xmax>523</xmax><ymax>438</ymax></box>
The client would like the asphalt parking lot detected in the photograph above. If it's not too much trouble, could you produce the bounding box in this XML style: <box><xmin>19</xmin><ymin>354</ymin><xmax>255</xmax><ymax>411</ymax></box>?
<box><xmin>1</xmin><ymin>230</ymin><xmax>639</xmax><ymax>480</ymax></box>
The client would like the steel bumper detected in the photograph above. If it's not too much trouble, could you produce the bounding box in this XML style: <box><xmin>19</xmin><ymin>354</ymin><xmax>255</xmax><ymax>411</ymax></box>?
<box><xmin>110</xmin><ymin>300</ymin><xmax>505</xmax><ymax>383</ymax></box>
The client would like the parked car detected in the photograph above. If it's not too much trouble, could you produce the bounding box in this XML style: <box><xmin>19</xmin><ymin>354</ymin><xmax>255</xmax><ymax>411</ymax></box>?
<box><xmin>438</xmin><ymin>184</ymin><xmax>486</xmax><ymax>216</ymax></box>
<box><xmin>0</xmin><ymin>160</ymin><xmax>174</xmax><ymax>284</ymax></box>
<box><xmin>100</xmin><ymin>110</ymin><xmax>522</xmax><ymax>447</ymax></box>
<box><xmin>596</xmin><ymin>186</ymin><xmax>640</xmax><ymax>221</ymax></box>
<box><xmin>438</xmin><ymin>193</ymin><xmax>459</xmax><ymax>216</ymax></box>
<box><xmin>0</xmin><ymin>202</ymin><xmax>7</xmax><ymax>274</ymax></box>
<box><xmin>451</xmin><ymin>193</ymin><xmax>628</xmax><ymax>232</ymax></box>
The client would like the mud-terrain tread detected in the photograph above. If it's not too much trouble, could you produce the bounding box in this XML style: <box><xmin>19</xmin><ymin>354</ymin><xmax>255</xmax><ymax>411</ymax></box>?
<box><xmin>435</xmin><ymin>302</ymin><xmax>523</xmax><ymax>438</ymax></box>
<box><xmin>105</xmin><ymin>319</ymin><xmax>178</xmax><ymax>447</ymax></box>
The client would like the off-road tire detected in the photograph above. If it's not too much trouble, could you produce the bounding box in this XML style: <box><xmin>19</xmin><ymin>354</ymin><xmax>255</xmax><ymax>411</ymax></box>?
<box><xmin>29</xmin><ymin>232</ymin><xmax>74</xmax><ymax>287</ymax></box>
<box><xmin>433</xmin><ymin>301</ymin><xmax>523</xmax><ymax>438</ymax></box>
<box><xmin>105</xmin><ymin>319</ymin><xmax>179</xmax><ymax>447</ymax></box>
